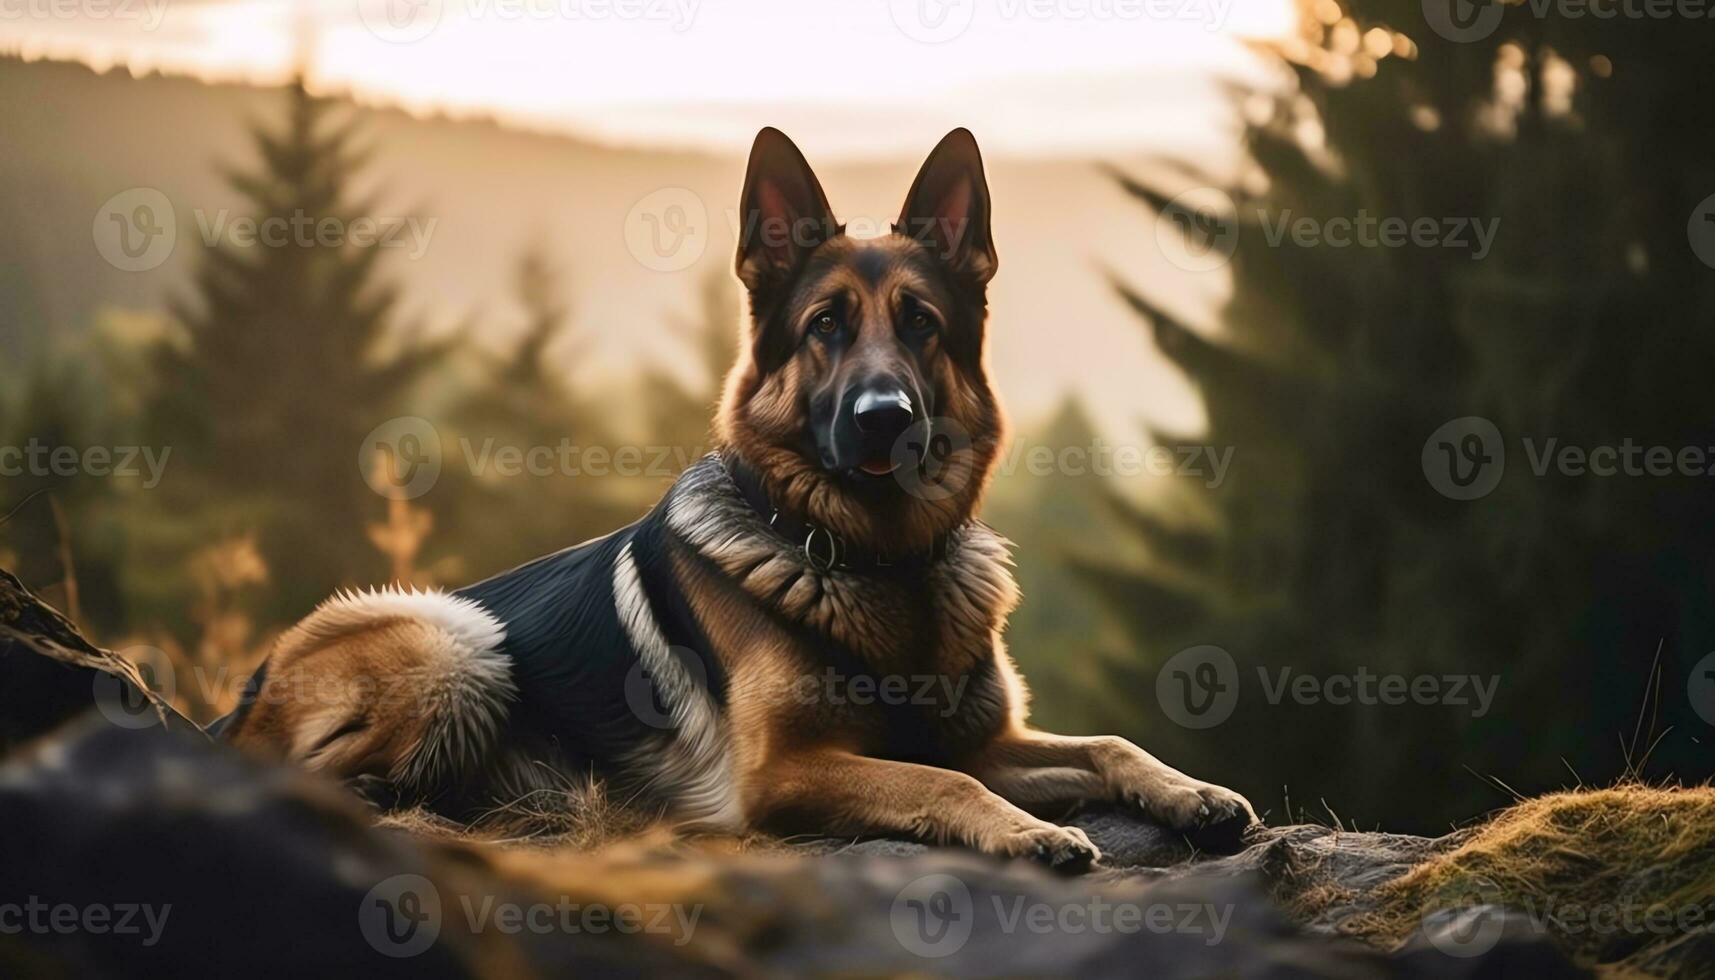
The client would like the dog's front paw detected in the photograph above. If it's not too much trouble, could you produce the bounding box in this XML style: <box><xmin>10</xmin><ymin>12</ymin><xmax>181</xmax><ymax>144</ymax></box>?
<box><xmin>994</xmin><ymin>823</ymin><xmax>1101</xmax><ymax>874</ymax></box>
<box><xmin>1126</xmin><ymin>779</ymin><xmax>1257</xmax><ymax>852</ymax></box>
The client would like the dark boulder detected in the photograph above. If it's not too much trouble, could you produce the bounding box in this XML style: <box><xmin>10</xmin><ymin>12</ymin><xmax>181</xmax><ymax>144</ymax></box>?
<box><xmin>0</xmin><ymin>569</ymin><xmax>192</xmax><ymax>753</ymax></box>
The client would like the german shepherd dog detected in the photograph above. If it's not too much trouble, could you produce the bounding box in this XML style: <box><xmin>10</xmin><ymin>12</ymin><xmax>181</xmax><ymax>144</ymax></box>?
<box><xmin>223</xmin><ymin>128</ymin><xmax>1256</xmax><ymax>870</ymax></box>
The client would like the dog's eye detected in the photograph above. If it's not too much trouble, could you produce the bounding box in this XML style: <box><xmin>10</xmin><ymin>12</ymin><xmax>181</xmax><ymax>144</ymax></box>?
<box><xmin>812</xmin><ymin>312</ymin><xmax>840</xmax><ymax>335</ymax></box>
<box><xmin>906</xmin><ymin>310</ymin><xmax>936</xmax><ymax>333</ymax></box>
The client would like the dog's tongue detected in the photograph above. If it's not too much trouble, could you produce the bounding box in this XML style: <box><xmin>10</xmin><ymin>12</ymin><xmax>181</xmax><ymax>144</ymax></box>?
<box><xmin>859</xmin><ymin>456</ymin><xmax>900</xmax><ymax>476</ymax></box>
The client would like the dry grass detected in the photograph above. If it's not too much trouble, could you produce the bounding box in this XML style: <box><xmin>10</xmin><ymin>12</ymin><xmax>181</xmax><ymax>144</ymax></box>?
<box><xmin>378</xmin><ymin>778</ymin><xmax>663</xmax><ymax>851</ymax></box>
<box><xmin>372</xmin><ymin>781</ymin><xmax>816</xmax><ymax>975</ymax></box>
<box><xmin>1336</xmin><ymin>784</ymin><xmax>1715</xmax><ymax>976</ymax></box>
<box><xmin>375</xmin><ymin>777</ymin><xmax>795</xmax><ymax>859</ymax></box>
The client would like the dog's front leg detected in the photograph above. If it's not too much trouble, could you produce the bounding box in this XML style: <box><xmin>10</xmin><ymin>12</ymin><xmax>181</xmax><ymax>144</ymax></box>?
<box><xmin>745</xmin><ymin>749</ymin><xmax>1100</xmax><ymax>871</ymax></box>
<box><xmin>970</xmin><ymin>731</ymin><xmax>1257</xmax><ymax>843</ymax></box>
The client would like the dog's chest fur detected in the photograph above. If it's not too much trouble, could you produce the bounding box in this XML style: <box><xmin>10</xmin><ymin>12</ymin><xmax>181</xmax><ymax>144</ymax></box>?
<box><xmin>667</xmin><ymin>457</ymin><xmax>1020</xmax><ymax>761</ymax></box>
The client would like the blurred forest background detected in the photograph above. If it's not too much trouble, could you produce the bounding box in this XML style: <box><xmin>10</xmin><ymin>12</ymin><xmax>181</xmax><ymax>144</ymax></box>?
<box><xmin>4</xmin><ymin>0</ymin><xmax>1713</xmax><ymax>835</ymax></box>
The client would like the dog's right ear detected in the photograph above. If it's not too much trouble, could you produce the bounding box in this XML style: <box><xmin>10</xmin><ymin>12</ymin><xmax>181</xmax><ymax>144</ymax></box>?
<box><xmin>735</xmin><ymin>128</ymin><xmax>837</xmax><ymax>296</ymax></box>
<box><xmin>897</xmin><ymin>128</ymin><xmax>996</xmax><ymax>288</ymax></box>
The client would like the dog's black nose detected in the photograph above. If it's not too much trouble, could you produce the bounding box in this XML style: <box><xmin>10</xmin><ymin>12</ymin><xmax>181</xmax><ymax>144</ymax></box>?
<box><xmin>853</xmin><ymin>388</ymin><xmax>914</xmax><ymax>438</ymax></box>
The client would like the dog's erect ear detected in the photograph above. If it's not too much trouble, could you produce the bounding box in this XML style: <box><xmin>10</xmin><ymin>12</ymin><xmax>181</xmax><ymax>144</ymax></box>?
<box><xmin>735</xmin><ymin>128</ymin><xmax>837</xmax><ymax>294</ymax></box>
<box><xmin>896</xmin><ymin>128</ymin><xmax>997</xmax><ymax>286</ymax></box>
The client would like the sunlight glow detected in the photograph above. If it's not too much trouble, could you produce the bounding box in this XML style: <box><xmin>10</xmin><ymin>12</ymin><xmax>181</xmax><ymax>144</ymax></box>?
<box><xmin>0</xmin><ymin>0</ymin><xmax>1296</xmax><ymax>156</ymax></box>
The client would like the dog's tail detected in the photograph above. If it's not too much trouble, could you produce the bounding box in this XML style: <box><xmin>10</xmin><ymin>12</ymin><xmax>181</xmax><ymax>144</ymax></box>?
<box><xmin>224</xmin><ymin>587</ymin><xmax>516</xmax><ymax>797</ymax></box>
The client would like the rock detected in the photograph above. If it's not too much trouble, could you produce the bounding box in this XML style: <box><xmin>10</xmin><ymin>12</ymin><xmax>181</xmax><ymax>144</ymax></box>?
<box><xmin>0</xmin><ymin>715</ymin><xmax>1590</xmax><ymax>979</ymax></box>
<box><xmin>1138</xmin><ymin>824</ymin><xmax>1455</xmax><ymax>932</ymax></box>
<box><xmin>1071</xmin><ymin>804</ymin><xmax>1203</xmax><ymax>869</ymax></box>
<box><xmin>0</xmin><ymin>569</ymin><xmax>193</xmax><ymax>753</ymax></box>
<box><xmin>782</xmin><ymin>810</ymin><xmax>1602</xmax><ymax>977</ymax></box>
<box><xmin>0</xmin><ymin>716</ymin><xmax>719</xmax><ymax>979</ymax></box>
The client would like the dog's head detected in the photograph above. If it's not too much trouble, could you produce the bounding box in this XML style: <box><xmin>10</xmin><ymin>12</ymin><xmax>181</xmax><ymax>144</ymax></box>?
<box><xmin>717</xmin><ymin>127</ymin><xmax>1004</xmax><ymax>555</ymax></box>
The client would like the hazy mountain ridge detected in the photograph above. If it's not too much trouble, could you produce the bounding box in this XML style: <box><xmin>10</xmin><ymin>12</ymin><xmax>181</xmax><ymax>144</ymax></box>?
<box><xmin>0</xmin><ymin>54</ymin><xmax>1205</xmax><ymax>427</ymax></box>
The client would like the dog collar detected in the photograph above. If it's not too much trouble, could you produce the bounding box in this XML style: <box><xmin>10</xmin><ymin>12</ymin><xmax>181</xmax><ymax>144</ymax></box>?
<box><xmin>721</xmin><ymin>453</ymin><xmax>952</xmax><ymax>575</ymax></box>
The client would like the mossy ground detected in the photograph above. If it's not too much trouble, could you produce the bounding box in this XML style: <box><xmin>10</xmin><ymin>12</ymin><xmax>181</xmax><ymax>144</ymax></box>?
<box><xmin>1335</xmin><ymin>785</ymin><xmax>1715</xmax><ymax>976</ymax></box>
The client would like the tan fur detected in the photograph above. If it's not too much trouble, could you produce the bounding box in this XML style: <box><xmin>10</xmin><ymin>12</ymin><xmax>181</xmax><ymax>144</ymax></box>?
<box><xmin>668</xmin><ymin>550</ymin><xmax>1093</xmax><ymax>859</ymax></box>
<box><xmin>227</xmin><ymin>588</ymin><xmax>513</xmax><ymax>795</ymax></box>
<box><xmin>229</xmin><ymin>618</ymin><xmax>439</xmax><ymax>779</ymax></box>
<box><xmin>967</xmin><ymin>730</ymin><xmax>1255</xmax><ymax>830</ymax></box>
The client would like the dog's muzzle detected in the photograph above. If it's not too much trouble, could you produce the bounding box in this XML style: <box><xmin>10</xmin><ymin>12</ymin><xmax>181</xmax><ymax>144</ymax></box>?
<box><xmin>853</xmin><ymin>388</ymin><xmax>914</xmax><ymax>442</ymax></box>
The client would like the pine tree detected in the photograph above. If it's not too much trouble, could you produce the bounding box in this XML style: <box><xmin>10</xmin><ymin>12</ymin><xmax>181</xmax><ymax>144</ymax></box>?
<box><xmin>981</xmin><ymin>399</ymin><xmax>1145</xmax><ymax>735</ymax></box>
<box><xmin>0</xmin><ymin>360</ymin><xmax>110</xmax><ymax>623</ymax></box>
<box><xmin>1088</xmin><ymin>10</ymin><xmax>1715</xmax><ymax>830</ymax></box>
<box><xmin>437</xmin><ymin>243</ymin><xmax>633</xmax><ymax>580</ymax></box>
<box><xmin>641</xmin><ymin>268</ymin><xmax>739</xmax><ymax>480</ymax></box>
<box><xmin>147</xmin><ymin>79</ymin><xmax>448</xmax><ymax>619</ymax></box>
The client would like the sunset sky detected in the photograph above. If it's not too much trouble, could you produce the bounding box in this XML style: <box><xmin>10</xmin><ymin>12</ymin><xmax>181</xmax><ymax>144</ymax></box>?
<box><xmin>2</xmin><ymin>0</ymin><xmax>1292</xmax><ymax>157</ymax></box>
<box><xmin>2</xmin><ymin>0</ymin><xmax>1303</xmax><ymax>440</ymax></box>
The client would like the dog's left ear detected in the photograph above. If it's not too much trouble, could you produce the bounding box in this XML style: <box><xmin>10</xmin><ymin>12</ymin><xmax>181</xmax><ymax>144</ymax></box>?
<box><xmin>896</xmin><ymin>128</ymin><xmax>997</xmax><ymax>286</ymax></box>
<box><xmin>736</xmin><ymin>127</ymin><xmax>838</xmax><ymax>294</ymax></box>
